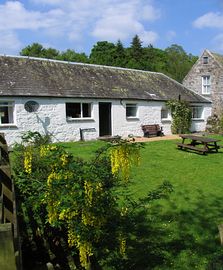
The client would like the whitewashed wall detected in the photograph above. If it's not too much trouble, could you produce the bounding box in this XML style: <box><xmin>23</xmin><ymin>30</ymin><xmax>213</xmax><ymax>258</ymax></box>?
<box><xmin>190</xmin><ymin>103</ymin><xmax>212</xmax><ymax>132</ymax></box>
<box><xmin>0</xmin><ymin>97</ymin><xmax>211</xmax><ymax>146</ymax></box>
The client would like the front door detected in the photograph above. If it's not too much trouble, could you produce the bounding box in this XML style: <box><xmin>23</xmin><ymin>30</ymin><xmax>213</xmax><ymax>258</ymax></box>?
<box><xmin>99</xmin><ymin>102</ymin><xmax>112</xmax><ymax>136</ymax></box>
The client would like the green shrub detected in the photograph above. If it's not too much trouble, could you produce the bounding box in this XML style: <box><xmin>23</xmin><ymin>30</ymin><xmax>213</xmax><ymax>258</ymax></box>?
<box><xmin>166</xmin><ymin>100</ymin><xmax>192</xmax><ymax>134</ymax></box>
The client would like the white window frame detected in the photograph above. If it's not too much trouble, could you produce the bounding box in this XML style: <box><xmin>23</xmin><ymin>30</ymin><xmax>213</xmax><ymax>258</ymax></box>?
<box><xmin>66</xmin><ymin>102</ymin><xmax>92</xmax><ymax>120</ymax></box>
<box><xmin>202</xmin><ymin>76</ymin><xmax>211</xmax><ymax>95</ymax></box>
<box><xmin>0</xmin><ymin>101</ymin><xmax>15</xmax><ymax>126</ymax></box>
<box><xmin>126</xmin><ymin>103</ymin><xmax>138</xmax><ymax>118</ymax></box>
<box><xmin>191</xmin><ymin>106</ymin><xmax>203</xmax><ymax>120</ymax></box>
<box><xmin>161</xmin><ymin>107</ymin><xmax>171</xmax><ymax>121</ymax></box>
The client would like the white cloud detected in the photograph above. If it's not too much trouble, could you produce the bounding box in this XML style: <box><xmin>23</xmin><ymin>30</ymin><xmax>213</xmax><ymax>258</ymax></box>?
<box><xmin>193</xmin><ymin>12</ymin><xmax>223</xmax><ymax>29</ymax></box>
<box><xmin>0</xmin><ymin>0</ymin><xmax>161</xmax><ymax>53</ymax></box>
<box><xmin>0</xmin><ymin>31</ymin><xmax>22</xmax><ymax>54</ymax></box>
<box><xmin>0</xmin><ymin>1</ymin><xmax>64</xmax><ymax>31</ymax></box>
<box><xmin>139</xmin><ymin>31</ymin><xmax>159</xmax><ymax>45</ymax></box>
<box><xmin>91</xmin><ymin>0</ymin><xmax>160</xmax><ymax>45</ymax></box>
<box><xmin>141</xmin><ymin>4</ymin><xmax>161</xmax><ymax>21</ymax></box>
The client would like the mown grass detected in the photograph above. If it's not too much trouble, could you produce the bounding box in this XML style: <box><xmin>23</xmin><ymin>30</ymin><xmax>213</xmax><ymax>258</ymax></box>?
<box><xmin>59</xmin><ymin>136</ymin><xmax>223</xmax><ymax>269</ymax></box>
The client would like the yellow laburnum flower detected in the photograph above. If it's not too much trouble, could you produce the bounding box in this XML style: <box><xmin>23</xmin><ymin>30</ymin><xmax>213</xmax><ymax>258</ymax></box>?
<box><xmin>120</xmin><ymin>238</ymin><xmax>126</xmax><ymax>256</ymax></box>
<box><xmin>79</xmin><ymin>242</ymin><xmax>93</xmax><ymax>270</ymax></box>
<box><xmin>60</xmin><ymin>153</ymin><xmax>69</xmax><ymax>166</ymax></box>
<box><xmin>84</xmin><ymin>180</ymin><xmax>93</xmax><ymax>206</ymax></box>
<box><xmin>24</xmin><ymin>149</ymin><xmax>32</xmax><ymax>174</ymax></box>
<box><xmin>110</xmin><ymin>143</ymin><xmax>141</xmax><ymax>182</ymax></box>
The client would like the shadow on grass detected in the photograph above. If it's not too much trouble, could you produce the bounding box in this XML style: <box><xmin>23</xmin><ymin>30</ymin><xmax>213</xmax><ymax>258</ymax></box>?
<box><xmin>117</xmin><ymin>191</ymin><xmax>223</xmax><ymax>270</ymax></box>
<box><xmin>20</xmin><ymin>188</ymin><xmax>223</xmax><ymax>270</ymax></box>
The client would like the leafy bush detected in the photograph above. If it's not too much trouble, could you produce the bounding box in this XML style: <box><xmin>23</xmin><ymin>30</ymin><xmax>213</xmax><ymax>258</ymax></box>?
<box><xmin>166</xmin><ymin>100</ymin><xmax>192</xmax><ymax>134</ymax></box>
<box><xmin>12</xmin><ymin>132</ymin><xmax>173</xmax><ymax>269</ymax></box>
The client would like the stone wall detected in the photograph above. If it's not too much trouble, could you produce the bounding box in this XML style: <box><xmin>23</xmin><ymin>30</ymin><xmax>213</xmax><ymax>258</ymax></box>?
<box><xmin>183</xmin><ymin>50</ymin><xmax>223</xmax><ymax>115</ymax></box>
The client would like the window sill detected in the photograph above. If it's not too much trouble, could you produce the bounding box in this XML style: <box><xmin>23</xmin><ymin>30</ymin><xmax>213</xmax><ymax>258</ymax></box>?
<box><xmin>0</xmin><ymin>124</ymin><xmax>17</xmax><ymax>128</ymax></box>
<box><xmin>192</xmin><ymin>118</ymin><xmax>204</xmax><ymax>121</ymax></box>
<box><xmin>161</xmin><ymin>119</ymin><xmax>171</xmax><ymax>123</ymax></box>
<box><xmin>126</xmin><ymin>117</ymin><xmax>139</xmax><ymax>121</ymax></box>
<box><xmin>66</xmin><ymin>117</ymin><xmax>95</xmax><ymax>122</ymax></box>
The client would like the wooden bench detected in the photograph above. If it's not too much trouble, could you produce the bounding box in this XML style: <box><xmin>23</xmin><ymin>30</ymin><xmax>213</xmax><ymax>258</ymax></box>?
<box><xmin>141</xmin><ymin>124</ymin><xmax>163</xmax><ymax>137</ymax></box>
<box><xmin>177</xmin><ymin>143</ymin><xmax>208</xmax><ymax>154</ymax></box>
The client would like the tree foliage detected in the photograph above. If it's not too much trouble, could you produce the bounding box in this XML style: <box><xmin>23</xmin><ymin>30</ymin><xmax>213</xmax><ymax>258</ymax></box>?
<box><xmin>165</xmin><ymin>44</ymin><xmax>198</xmax><ymax>82</ymax></box>
<box><xmin>20</xmin><ymin>37</ymin><xmax>198</xmax><ymax>82</ymax></box>
<box><xmin>20</xmin><ymin>43</ymin><xmax>89</xmax><ymax>63</ymax></box>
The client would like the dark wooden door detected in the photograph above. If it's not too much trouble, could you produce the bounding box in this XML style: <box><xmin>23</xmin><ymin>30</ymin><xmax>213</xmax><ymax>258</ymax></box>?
<box><xmin>99</xmin><ymin>102</ymin><xmax>112</xmax><ymax>136</ymax></box>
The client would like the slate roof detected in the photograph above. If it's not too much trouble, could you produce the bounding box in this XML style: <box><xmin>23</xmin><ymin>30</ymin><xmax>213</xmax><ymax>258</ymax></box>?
<box><xmin>210</xmin><ymin>51</ymin><xmax>223</xmax><ymax>67</ymax></box>
<box><xmin>0</xmin><ymin>55</ymin><xmax>210</xmax><ymax>103</ymax></box>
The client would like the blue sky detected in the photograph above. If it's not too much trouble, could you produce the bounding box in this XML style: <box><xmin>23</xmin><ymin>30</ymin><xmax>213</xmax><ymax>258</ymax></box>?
<box><xmin>0</xmin><ymin>0</ymin><xmax>223</xmax><ymax>56</ymax></box>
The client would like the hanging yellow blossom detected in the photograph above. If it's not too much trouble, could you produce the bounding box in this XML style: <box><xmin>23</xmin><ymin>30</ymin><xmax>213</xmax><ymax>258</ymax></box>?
<box><xmin>110</xmin><ymin>141</ymin><xmax>141</xmax><ymax>182</ymax></box>
<box><xmin>119</xmin><ymin>237</ymin><xmax>126</xmax><ymax>256</ymax></box>
<box><xmin>60</xmin><ymin>153</ymin><xmax>69</xmax><ymax>166</ymax></box>
<box><xmin>47</xmin><ymin>200</ymin><xmax>60</xmax><ymax>224</ymax></box>
<box><xmin>84</xmin><ymin>180</ymin><xmax>93</xmax><ymax>206</ymax></box>
<box><xmin>79</xmin><ymin>242</ymin><xmax>93</xmax><ymax>270</ymax></box>
<box><xmin>24</xmin><ymin>148</ymin><xmax>32</xmax><ymax>174</ymax></box>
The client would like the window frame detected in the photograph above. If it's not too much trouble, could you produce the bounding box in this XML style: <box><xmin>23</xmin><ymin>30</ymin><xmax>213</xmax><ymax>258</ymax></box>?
<box><xmin>191</xmin><ymin>106</ymin><xmax>203</xmax><ymax>120</ymax></box>
<box><xmin>161</xmin><ymin>107</ymin><xmax>171</xmax><ymax>121</ymax></box>
<box><xmin>126</xmin><ymin>103</ymin><xmax>138</xmax><ymax>119</ymax></box>
<box><xmin>202</xmin><ymin>75</ymin><xmax>211</xmax><ymax>95</ymax></box>
<box><xmin>66</xmin><ymin>102</ymin><xmax>92</xmax><ymax>120</ymax></box>
<box><xmin>0</xmin><ymin>101</ymin><xmax>15</xmax><ymax>126</ymax></box>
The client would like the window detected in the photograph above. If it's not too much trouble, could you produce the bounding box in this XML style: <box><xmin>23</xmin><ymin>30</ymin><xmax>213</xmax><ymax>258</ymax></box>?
<box><xmin>0</xmin><ymin>102</ymin><xmax>14</xmax><ymax>124</ymax></box>
<box><xmin>66</xmin><ymin>103</ymin><xmax>92</xmax><ymax>119</ymax></box>
<box><xmin>203</xmin><ymin>56</ymin><xmax>209</xmax><ymax>64</ymax></box>
<box><xmin>161</xmin><ymin>107</ymin><xmax>171</xmax><ymax>120</ymax></box>
<box><xmin>126</xmin><ymin>104</ymin><xmax>137</xmax><ymax>118</ymax></box>
<box><xmin>191</xmin><ymin>106</ymin><xmax>203</xmax><ymax>119</ymax></box>
<box><xmin>202</xmin><ymin>76</ymin><xmax>211</xmax><ymax>94</ymax></box>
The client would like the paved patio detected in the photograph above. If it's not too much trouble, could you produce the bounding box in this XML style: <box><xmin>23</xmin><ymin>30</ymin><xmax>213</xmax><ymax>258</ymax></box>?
<box><xmin>133</xmin><ymin>135</ymin><xmax>180</xmax><ymax>142</ymax></box>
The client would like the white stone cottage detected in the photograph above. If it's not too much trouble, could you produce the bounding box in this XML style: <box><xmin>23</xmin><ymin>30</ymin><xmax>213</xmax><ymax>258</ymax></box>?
<box><xmin>183</xmin><ymin>49</ymin><xmax>223</xmax><ymax>116</ymax></box>
<box><xmin>0</xmin><ymin>55</ymin><xmax>211</xmax><ymax>145</ymax></box>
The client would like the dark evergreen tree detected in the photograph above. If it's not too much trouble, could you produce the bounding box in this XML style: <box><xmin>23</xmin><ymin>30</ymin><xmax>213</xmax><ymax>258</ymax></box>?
<box><xmin>130</xmin><ymin>34</ymin><xmax>143</xmax><ymax>60</ymax></box>
<box><xmin>126</xmin><ymin>35</ymin><xmax>144</xmax><ymax>69</ymax></box>
<box><xmin>113</xmin><ymin>40</ymin><xmax>126</xmax><ymax>67</ymax></box>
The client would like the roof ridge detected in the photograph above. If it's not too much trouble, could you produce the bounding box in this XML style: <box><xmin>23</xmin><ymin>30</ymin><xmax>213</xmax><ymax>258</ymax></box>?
<box><xmin>206</xmin><ymin>50</ymin><xmax>223</xmax><ymax>68</ymax></box>
<box><xmin>0</xmin><ymin>53</ymin><xmax>163</xmax><ymax>76</ymax></box>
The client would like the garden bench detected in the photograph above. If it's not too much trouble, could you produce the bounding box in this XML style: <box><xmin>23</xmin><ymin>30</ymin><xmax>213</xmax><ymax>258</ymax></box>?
<box><xmin>141</xmin><ymin>124</ymin><xmax>163</xmax><ymax>137</ymax></box>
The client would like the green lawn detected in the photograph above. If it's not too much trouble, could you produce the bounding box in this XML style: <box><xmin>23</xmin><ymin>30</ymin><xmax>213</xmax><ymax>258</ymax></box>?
<box><xmin>59</xmin><ymin>137</ymin><xmax>223</xmax><ymax>269</ymax></box>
